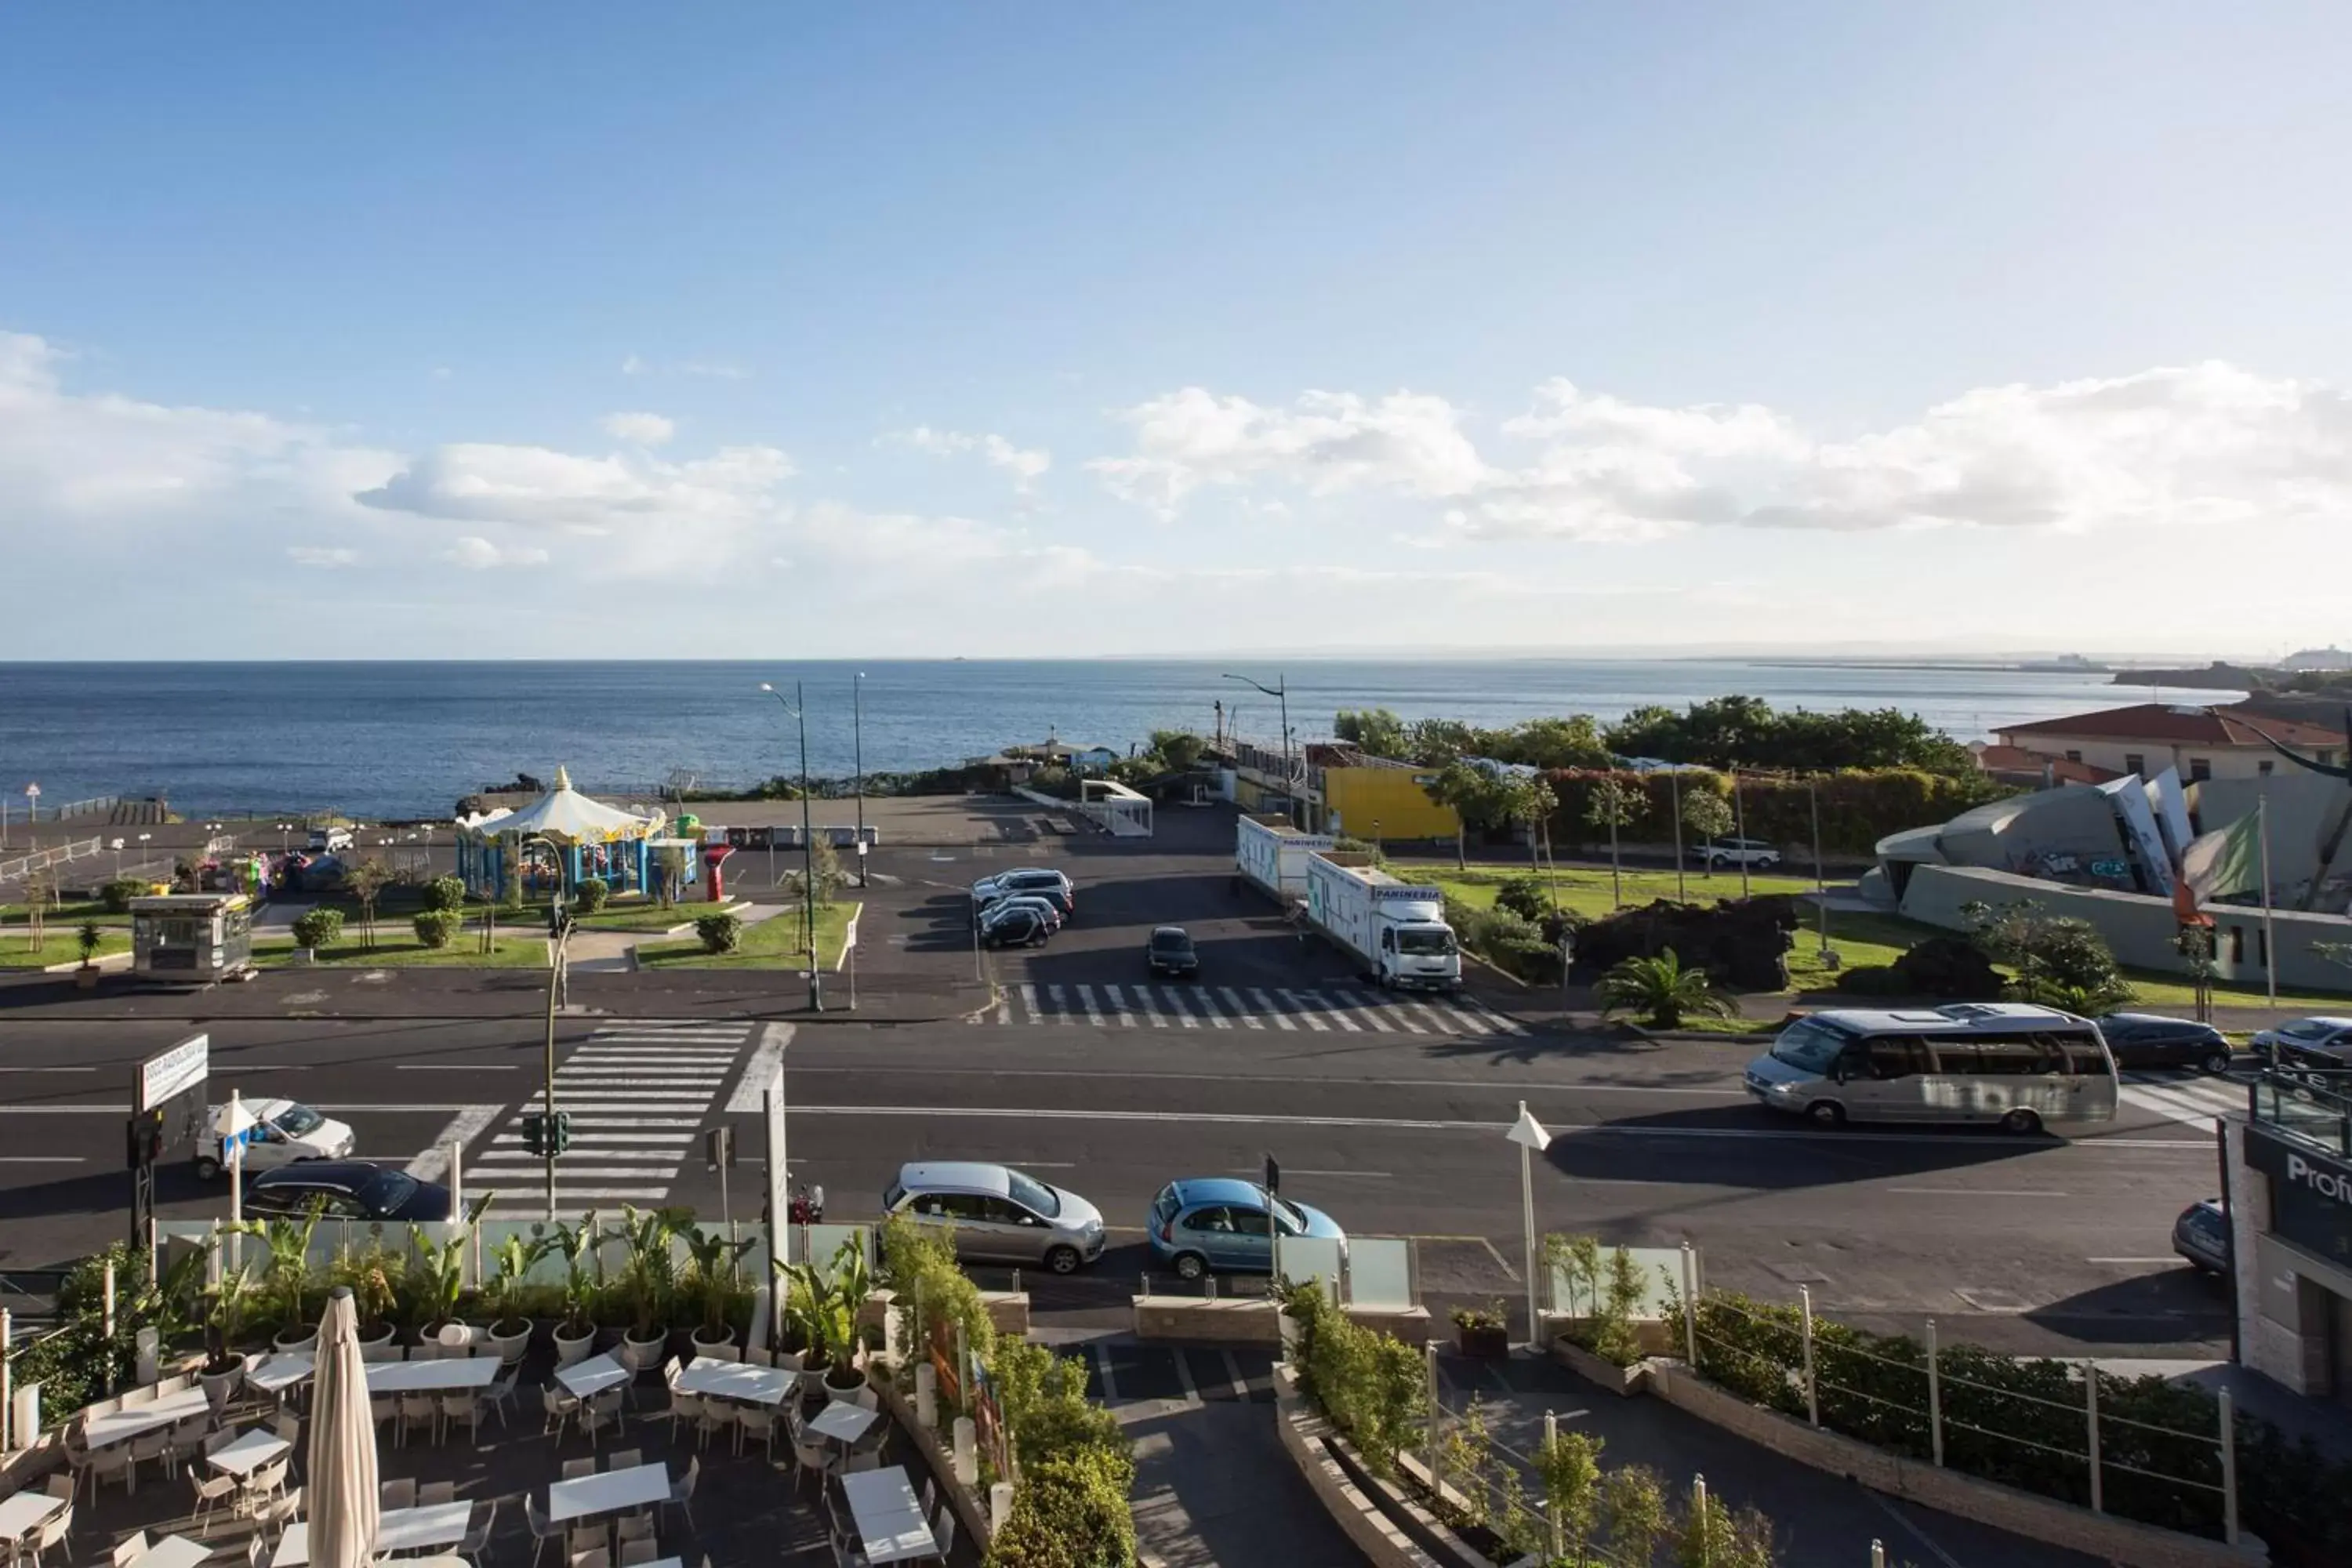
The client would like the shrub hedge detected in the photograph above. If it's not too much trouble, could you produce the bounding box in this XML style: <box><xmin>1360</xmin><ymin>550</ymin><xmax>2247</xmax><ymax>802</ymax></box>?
<box><xmin>290</xmin><ymin>907</ymin><xmax>344</xmax><ymax>949</ymax></box>
<box><xmin>1539</xmin><ymin>768</ymin><xmax>2012</xmax><ymax>859</ymax></box>
<box><xmin>421</xmin><ymin>874</ymin><xmax>468</xmax><ymax>913</ymax></box>
<box><xmin>412</xmin><ymin>909</ymin><xmax>465</xmax><ymax>949</ymax></box>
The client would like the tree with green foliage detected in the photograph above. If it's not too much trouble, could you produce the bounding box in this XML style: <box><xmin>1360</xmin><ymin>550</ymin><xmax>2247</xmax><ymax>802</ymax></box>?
<box><xmin>1147</xmin><ymin>728</ymin><xmax>1207</xmax><ymax>773</ymax></box>
<box><xmin>1333</xmin><ymin>707</ymin><xmax>1409</xmax><ymax>757</ymax></box>
<box><xmin>1584</xmin><ymin>774</ymin><xmax>1642</xmax><ymax>909</ymax></box>
<box><xmin>982</xmin><ymin>1447</ymin><xmax>1137</xmax><ymax>1568</ymax></box>
<box><xmin>1679</xmin><ymin>787</ymin><xmax>1736</xmax><ymax>876</ymax></box>
<box><xmin>1596</xmin><ymin>949</ymin><xmax>1736</xmax><ymax>1028</ymax></box>
<box><xmin>1962</xmin><ymin>898</ymin><xmax>2136</xmax><ymax>1014</ymax></box>
<box><xmin>1505</xmin><ymin>775</ymin><xmax>1558</xmax><ymax>873</ymax></box>
<box><xmin>1605</xmin><ymin>695</ymin><xmax>1976</xmax><ymax>775</ymax></box>
<box><xmin>1537</xmin><ymin>1427</ymin><xmax>1604</xmax><ymax>1565</ymax></box>
<box><xmin>421</xmin><ymin>873</ymin><xmax>467</xmax><ymax>913</ymax></box>
<box><xmin>344</xmin><ymin>857</ymin><xmax>394</xmax><ymax>950</ymax></box>
<box><xmin>1602</xmin><ymin>1466</ymin><xmax>1671</xmax><ymax>1568</ymax></box>
<box><xmin>76</xmin><ymin>920</ymin><xmax>104</xmax><ymax>968</ymax></box>
<box><xmin>804</xmin><ymin>835</ymin><xmax>844</xmax><ymax>909</ymax></box>
<box><xmin>1420</xmin><ymin>759</ymin><xmax>1503</xmax><ymax>869</ymax></box>
<box><xmin>1494</xmin><ymin>875</ymin><xmax>1551</xmax><ymax>924</ymax></box>
<box><xmin>99</xmin><ymin>877</ymin><xmax>149</xmax><ymax>914</ymax></box>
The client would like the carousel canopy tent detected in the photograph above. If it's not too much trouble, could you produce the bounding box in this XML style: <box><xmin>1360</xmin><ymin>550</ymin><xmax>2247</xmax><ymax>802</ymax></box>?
<box><xmin>455</xmin><ymin>767</ymin><xmax>667</xmax><ymax>898</ymax></box>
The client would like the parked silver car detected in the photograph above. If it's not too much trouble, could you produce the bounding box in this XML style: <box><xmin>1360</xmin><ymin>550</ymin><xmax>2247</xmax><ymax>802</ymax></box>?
<box><xmin>884</xmin><ymin>1160</ymin><xmax>1106</xmax><ymax>1274</ymax></box>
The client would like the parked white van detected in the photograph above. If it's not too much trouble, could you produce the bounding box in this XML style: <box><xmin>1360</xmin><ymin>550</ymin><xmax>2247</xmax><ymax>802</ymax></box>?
<box><xmin>194</xmin><ymin>1097</ymin><xmax>356</xmax><ymax>1178</ymax></box>
<box><xmin>1744</xmin><ymin>1003</ymin><xmax>2118</xmax><ymax>1135</ymax></box>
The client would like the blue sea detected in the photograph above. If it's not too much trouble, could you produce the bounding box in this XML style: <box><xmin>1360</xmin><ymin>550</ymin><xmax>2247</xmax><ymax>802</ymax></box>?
<box><xmin>0</xmin><ymin>660</ymin><xmax>2232</xmax><ymax>819</ymax></box>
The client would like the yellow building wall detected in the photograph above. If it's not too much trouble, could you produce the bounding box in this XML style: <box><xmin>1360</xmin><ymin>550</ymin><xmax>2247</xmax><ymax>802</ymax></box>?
<box><xmin>1322</xmin><ymin>767</ymin><xmax>1458</xmax><ymax>840</ymax></box>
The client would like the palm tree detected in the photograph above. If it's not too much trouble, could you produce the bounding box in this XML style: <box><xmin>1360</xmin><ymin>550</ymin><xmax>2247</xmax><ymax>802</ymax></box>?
<box><xmin>1595</xmin><ymin>949</ymin><xmax>1735</xmax><ymax>1029</ymax></box>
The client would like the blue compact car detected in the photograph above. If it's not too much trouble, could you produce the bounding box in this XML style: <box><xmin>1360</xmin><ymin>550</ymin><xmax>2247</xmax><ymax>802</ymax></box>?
<box><xmin>1147</xmin><ymin>1177</ymin><xmax>1346</xmax><ymax>1280</ymax></box>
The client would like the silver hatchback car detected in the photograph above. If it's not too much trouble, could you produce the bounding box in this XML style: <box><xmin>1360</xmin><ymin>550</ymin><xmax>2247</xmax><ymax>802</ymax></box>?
<box><xmin>884</xmin><ymin>1160</ymin><xmax>1106</xmax><ymax>1274</ymax></box>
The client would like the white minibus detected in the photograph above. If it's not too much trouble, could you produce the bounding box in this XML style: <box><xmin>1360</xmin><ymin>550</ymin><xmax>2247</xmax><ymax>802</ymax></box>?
<box><xmin>1744</xmin><ymin>1003</ymin><xmax>2118</xmax><ymax>1134</ymax></box>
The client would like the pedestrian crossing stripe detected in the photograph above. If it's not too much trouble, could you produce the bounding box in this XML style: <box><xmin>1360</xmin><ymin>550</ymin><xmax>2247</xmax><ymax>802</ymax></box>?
<box><xmin>981</xmin><ymin>983</ymin><xmax>1526</xmax><ymax>1036</ymax></box>
<box><xmin>2117</xmin><ymin>1070</ymin><xmax>2249</xmax><ymax>1134</ymax></box>
<box><xmin>470</xmin><ymin>1020</ymin><xmax>753</xmax><ymax>1215</ymax></box>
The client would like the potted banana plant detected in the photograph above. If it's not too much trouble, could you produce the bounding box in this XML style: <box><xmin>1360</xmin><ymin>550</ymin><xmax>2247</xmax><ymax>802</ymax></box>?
<box><xmin>227</xmin><ymin>1202</ymin><xmax>326</xmax><ymax>1351</ymax></box>
<box><xmin>782</xmin><ymin>1233</ymin><xmax>873</xmax><ymax>1398</ymax></box>
<box><xmin>550</xmin><ymin>1211</ymin><xmax>603</xmax><ymax>1367</ymax></box>
<box><xmin>614</xmin><ymin>1204</ymin><xmax>685</xmax><ymax>1364</ymax></box>
<box><xmin>198</xmin><ymin>1268</ymin><xmax>258</xmax><ymax>1407</ymax></box>
<box><xmin>484</xmin><ymin>1230</ymin><xmax>554</xmax><ymax>1363</ymax></box>
<box><xmin>406</xmin><ymin>1224</ymin><xmax>470</xmax><ymax>1345</ymax></box>
<box><xmin>684</xmin><ymin>1225</ymin><xmax>755</xmax><ymax>1357</ymax></box>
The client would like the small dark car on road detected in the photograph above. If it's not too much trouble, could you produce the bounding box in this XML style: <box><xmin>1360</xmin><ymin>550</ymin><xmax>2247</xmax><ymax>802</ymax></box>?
<box><xmin>2094</xmin><ymin>1013</ymin><xmax>2235</xmax><ymax>1074</ymax></box>
<box><xmin>2172</xmin><ymin>1197</ymin><xmax>2230</xmax><ymax>1273</ymax></box>
<box><xmin>981</xmin><ymin>907</ymin><xmax>1051</xmax><ymax>948</ymax></box>
<box><xmin>244</xmin><ymin>1161</ymin><xmax>452</xmax><ymax>1221</ymax></box>
<box><xmin>1146</xmin><ymin>925</ymin><xmax>1199</xmax><ymax>978</ymax></box>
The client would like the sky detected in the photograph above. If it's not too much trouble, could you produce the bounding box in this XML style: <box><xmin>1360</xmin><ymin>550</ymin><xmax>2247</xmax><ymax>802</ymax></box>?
<box><xmin>2</xmin><ymin>3</ymin><xmax>2348</xmax><ymax>660</ymax></box>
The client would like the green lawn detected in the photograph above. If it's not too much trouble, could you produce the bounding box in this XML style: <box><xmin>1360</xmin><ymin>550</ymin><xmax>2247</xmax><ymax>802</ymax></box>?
<box><xmin>0</xmin><ymin>927</ymin><xmax>133</xmax><ymax>970</ymax></box>
<box><xmin>2</xmin><ymin>900</ymin><xmax>132</xmax><ymax>926</ymax></box>
<box><xmin>637</xmin><ymin>902</ymin><xmax>858</xmax><ymax>971</ymax></box>
<box><xmin>1397</xmin><ymin>859</ymin><xmax>1824</xmax><ymax>920</ymax></box>
<box><xmin>569</xmin><ymin>899</ymin><xmax>712</xmax><ymax>933</ymax></box>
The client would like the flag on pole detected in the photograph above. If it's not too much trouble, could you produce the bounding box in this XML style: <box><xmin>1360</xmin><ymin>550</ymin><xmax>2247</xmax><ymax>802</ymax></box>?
<box><xmin>2180</xmin><ymin>812</ymin><xmax>2263</xmax><ymax>904</ymax></box>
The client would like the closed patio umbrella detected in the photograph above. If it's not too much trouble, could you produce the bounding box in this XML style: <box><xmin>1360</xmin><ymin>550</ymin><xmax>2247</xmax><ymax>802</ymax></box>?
<box><xmin>307</xmin><ymin>1287</ymin><xmax>380</xmax><ymax>1568</ymax></box>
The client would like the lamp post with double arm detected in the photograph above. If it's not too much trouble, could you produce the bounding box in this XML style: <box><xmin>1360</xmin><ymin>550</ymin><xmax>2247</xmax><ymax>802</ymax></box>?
<box><xmin>759</xmin><ymin>683</ymin><xmax>823</xmax><ymax>1012</ymax></box>
<box><xmin>1224</xmin><ymin>672</ymin><xmax>1294</xmax><ymax>828</ymax></box>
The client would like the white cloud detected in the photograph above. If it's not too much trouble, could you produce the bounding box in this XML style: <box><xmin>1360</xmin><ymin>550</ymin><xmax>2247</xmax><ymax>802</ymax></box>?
<box><xmin>1089</xmin><ymin>387</ymin><xmax>1485</xmax><ymax>517</ymax></box>
<box><xmin>287</xmin><ymin>546</ymin><xmax>359</xmax><ymax>568</ymax></box>
<box><xmin>358</xmin><ymin>441</ymin><xmax>794</xmax><ymax>534</ymax></box>
<box><xmin>1098</xmin><ymin>365</ymin><xmax>2352</xmax><ymax>544</ymax></box>
<box><xmin>601</xmin><ymin>411</ymin><xmax>676</xmax><ymax>446</ymax></box>
<box><xmin>620</xmin><ymin>354</ymin><xmax>648</xmax><ymax>376</ymax></box>
<box><xmin>442</xmin><ymin>535</ymin><xmax>550</xmax><ymax>570</ymax></box>
<box><xmin>891</xmin><ymin>425</ymin><xmax>1053</xmax><ymax>492</ymax></box>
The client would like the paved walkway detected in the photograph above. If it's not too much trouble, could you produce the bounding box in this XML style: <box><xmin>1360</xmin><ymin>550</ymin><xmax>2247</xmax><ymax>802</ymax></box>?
<box><xmin>1439</xmin><ymin>1348</ymin><xmax>2107</xmax><ymax>1568</ymax></box>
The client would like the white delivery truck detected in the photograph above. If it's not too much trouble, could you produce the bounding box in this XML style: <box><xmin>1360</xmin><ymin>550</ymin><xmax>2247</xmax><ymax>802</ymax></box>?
<box><xmin>1305</xmin><ymin>851</ymin><xmax>1462</xmax><ymax>992</ymax></box>
<box><xmin>194</xmin><ymin>1096</ymin><xmax>355</xmax><ymax>1179</ymax></box>
<box><xmin>1234</xmin><ymin>814</ymin><xmax>1335</xmax><ymax>905</ymax></box>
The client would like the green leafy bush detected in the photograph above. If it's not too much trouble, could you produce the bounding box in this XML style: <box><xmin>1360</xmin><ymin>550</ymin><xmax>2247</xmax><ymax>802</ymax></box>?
<box><xmin>695</xmin><ymin>912</ymin><xmax>743</xmax><ymax>953</ymax></box>
<box><xmin>1542</xmin><ymin>767</ymin><xmax>2011</xmax><ymax>858</ymax></box>
<box><xmin>290</xmin><ymin>907</ymin><xmax>345</xmax><ymax>949</ymax></box>
<box><xmin>877</xmin><ymin>1213</ymin><xmax>995</xmax><ymax>1370</ymax></box>
<box><xmin>421</xmin><ymin>874</ymin><xmax>467</xmax><ymax>912</ymax></box>
<box><xmin>984</xmin><ymin>1447</ymin><xmax>1137</xmax><ymax>1568</ymax></box>
<box><xmin>575</xmin><ymin>876</ymin><xmax>611</xmax><ymax>913</ymax></box>
<box><xmin>99</xmin><ymin>877</ymin><xmax>150</xmax><ymax>913</ymax></box>
<box><xmin>1596</xmin><ymin>949</ymin><xmax>1734</xmax><ymax>1028</ymax></box>
<box><xmin>1279</xmin><ymin>1281</ymin><xmax>1425</xmax><ymax>1475</ymax></box>
<box><xmin>1964</xmin><ymin>899</ymin><xmax>2135</xmax><ymax>1013</ymax></box>
<box><xmin>1493</xmin><ymin>875</ymin><xmax>1551</xmax><ymax>924</ymax></box>
<box><xmin>412</xmin><ymin>909</ymin><xmax>464</xmax><ymax>949</ymax></box>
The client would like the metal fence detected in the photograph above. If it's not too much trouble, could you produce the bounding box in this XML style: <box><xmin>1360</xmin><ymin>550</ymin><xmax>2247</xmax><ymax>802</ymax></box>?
<box><xmin>1687</xmin><ymin>1289</ymin><xmax>2241</xmax><ymax>1547</ymax></box>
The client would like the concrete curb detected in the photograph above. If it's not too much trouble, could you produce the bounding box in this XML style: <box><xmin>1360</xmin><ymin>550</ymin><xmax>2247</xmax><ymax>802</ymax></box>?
<box><xmin>1271</xmin><ymin>1367</ymin><xmax>1495</xmax><ymax>1568</ymax></box>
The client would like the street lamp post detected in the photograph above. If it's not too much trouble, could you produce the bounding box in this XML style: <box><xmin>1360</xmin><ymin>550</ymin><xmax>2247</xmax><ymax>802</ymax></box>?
<box><xmin>854</xmin><ymin>672</ymin><xmax>868</xmax><ymax>886</ymax></box>
<box><xmin>1505</xmin><ymin>1102</ymin><xmax>1553</xmax><ymax>1347</ymax></box>
<box><xmin>1224</xmin><ymin>673</ymin><xmax>1294</xmax><ymax>828</ymax></box>
<box><xmin>759</xmin><ymin>683</ymin><xmax>824</xmax><ymax>1012</ymax></box>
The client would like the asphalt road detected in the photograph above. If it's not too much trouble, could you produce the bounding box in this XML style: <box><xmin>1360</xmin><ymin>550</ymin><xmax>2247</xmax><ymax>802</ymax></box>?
<box><xmin>0</xmin><ymin>1008</ymin><xmax>2234</xmax><ymax>1359</ymax></box>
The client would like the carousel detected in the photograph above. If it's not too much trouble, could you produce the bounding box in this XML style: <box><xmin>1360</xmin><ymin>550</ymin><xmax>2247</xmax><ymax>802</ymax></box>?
<box><xmin>454</xmin><ymin>767</ymin><xmax>668</xmax><ymax>900</ymax></box>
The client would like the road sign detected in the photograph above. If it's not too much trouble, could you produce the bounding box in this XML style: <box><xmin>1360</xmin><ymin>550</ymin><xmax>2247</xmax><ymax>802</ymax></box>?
<box><xmin>706</xmin><ymin>1126</ymin><xmax>735</xmax><ymax>1171</ymax></box>
<box><xmin>136</xmin><ymin>1034</ymin><xmax>209</xmax><ymax>1113</ymax></box>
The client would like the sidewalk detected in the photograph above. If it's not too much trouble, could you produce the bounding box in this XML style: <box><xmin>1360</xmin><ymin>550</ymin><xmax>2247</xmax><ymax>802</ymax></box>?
<box><xmin>1439</xmin><ymin>1348</ymin><xmax>2108</xmax><ymax>1568</ymax></box>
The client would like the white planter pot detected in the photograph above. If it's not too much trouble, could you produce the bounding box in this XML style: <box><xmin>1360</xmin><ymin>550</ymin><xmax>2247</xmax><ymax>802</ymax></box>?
<box><xmin>488</xmin><ymin>1320</ymin><xmax>535</xmax><ymax>1365</ymax></box>
<box><xmin>553</xmin><ymin>1323</ymin><xmax>597</xmax><ymax>1368</ymax></box>
<box><xmin>273</xmin><ymin>1325</ymin><xmax>318</xmax><ymax>1354</ymax></box>
<box><xmin>690</xmin><ymin>1327</ymin><xmax>736</xmax><ymax>1359</ymax></box>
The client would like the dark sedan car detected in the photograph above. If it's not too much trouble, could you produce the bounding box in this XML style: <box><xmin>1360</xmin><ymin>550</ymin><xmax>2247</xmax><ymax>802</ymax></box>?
<box><xmin>981</xmin><ymin>907</ymin><xmax>1051</xmax><ymax>948</ymax></box>
<box><xmin>1147</xmin><ymin>925</ymin><xmax>1199</xmax><ymax>978</ymax></box>
<box><xmin>2172</xmin><ymin>1198</ymin><xmax>2230</xmax><ymax>1273</ymax></box>
<box><xmin>244</xmin><ymin>1160</ymin><xmax>452</xmax><ymax>1221</ymax></box>
<box><xmin>2096</xmin><ymin>1013</ymin><xmax>2235</xmax><ymax>1074</ymax></box>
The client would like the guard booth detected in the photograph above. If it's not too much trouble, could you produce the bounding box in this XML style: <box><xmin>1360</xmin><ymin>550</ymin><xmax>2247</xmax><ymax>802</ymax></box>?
<box><xmin>129</xmin><ymin>893</ymin><xmax>256</xmax><ymax>985</ymax></box>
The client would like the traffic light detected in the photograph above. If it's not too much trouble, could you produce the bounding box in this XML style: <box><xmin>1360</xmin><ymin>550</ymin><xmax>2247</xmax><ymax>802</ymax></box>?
<box><xmin>520</xmin><ymin>1112</ymin><xmax>546</xmax><ymax>1157</ymax></box>
<box><xmin>549</xmin><ymin>1110</ymin><xmax>572</xmax><ymax>1156</ymax></box>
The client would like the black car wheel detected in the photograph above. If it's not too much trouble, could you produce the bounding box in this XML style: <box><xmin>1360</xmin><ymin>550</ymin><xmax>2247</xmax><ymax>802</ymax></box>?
<box><xmin>1999</xmin><ymin>1107</ymin><xmax>2042</xmax><ymax>1136</ymax></box>
<box><xmin>1805</xmin><ymin>1100</ymin><xmax>1846</xmax><ymax>1127</ymax></box>
<box><xmin>1171</xmin><ymin>1251</ymin><xmax>1207</xmax><ymax>1282</ymax></box>
<box><xmin>2198</xmin><ymin>1047</ymin><xmax>2233</xmax><ymax>1076</ymax></box>
<box><xmin>1044</xmin><ymin>1245</ymin><xmax>1083</xmax><ymax>1276</ymax></box>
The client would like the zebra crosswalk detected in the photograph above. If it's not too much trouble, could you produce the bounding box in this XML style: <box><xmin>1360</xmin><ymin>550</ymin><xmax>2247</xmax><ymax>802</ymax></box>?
<box><xmin>470</xmin><ymin>1019</ymin><xmax>754</xmax><ymax>1214</ymax></box>
<box><xmin>2118</xmin><ymin>1069</ymin><xmax>2249</xmax><ymax>1135</ymax></box>
<box><xmin>978</xmin><ymin>980</ymin><xmax>1527</xmax><ymax>1036</ymax></box>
